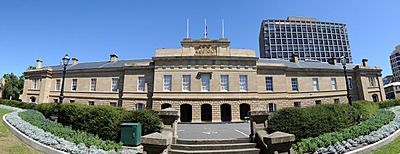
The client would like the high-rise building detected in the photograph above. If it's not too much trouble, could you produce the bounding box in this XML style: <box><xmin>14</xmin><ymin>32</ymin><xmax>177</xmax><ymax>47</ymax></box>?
<box><xmin>390</xmin><ymin>45</ymin><xmax>400</xmax><ymax>81</ymax></box>
<box><xmin>259</xmin><ymin>16</ymin><xmax>352</xmax><ymax>63</ymax></box>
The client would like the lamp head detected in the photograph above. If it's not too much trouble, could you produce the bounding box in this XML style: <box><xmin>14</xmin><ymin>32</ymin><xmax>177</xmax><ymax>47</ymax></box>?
<box><xmin>62</xmin><ymin>54</ymin><xmax>70</xmax><ymax>66</ymax></box>
<box><xmin>340</xmin><ymin>56</ymin><xmax>346</xmax><ymax>66</ymax></box>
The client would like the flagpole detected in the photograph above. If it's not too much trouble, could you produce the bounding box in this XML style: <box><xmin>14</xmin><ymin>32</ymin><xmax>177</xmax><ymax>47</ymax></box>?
<box><xmin>186</xmin><ymin>19</ymin><xmax>189</xmax><ymax>38</ymax></box>
<box><xmin>204</xmin><ymin>19</ymin><xmax>207</xmax><ymax>38</ymax></box>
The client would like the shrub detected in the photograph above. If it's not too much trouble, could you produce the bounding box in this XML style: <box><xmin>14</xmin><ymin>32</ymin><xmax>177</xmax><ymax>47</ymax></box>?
<box><xmin>378</xmin><ymin>99</ymin><xmax>400</xmax><ymax>109</ymax></box>
<box><xmin>124</xmin><ymin>110</ymin><xmax>163</xmax><ymax>135</ymax></box>
<box><xmin>0</xmin><ymin>99</ymin><xmax>35</xmax><ymax>109</ymax></box>
<box><xmin>295</xmin><ymin>110</ymin><xmax>394</xmax><ymax>153</ymax></box>
<box><xmin>19</xmin><ymin>110</ymin><xmax>122</xmax><ymax>151</ymax></box>
<box><xmin>268</xmin><ymin>101</ymin><xmax>378</xmax><ymax>140</ymax></box>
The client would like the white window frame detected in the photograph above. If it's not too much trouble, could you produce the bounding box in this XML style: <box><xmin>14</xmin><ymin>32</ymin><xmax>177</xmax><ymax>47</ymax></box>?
<box><xmin>111</xmin><ymin>78</ymin><xmax>119</xmax><ymax>92</ymax></box>
<box><xmin>239</xmin><ymin>75</ymin><xmax>248</xmax><ymax>92</ymax></box>
<box><xmin>32</xmin><ymin>79</ymin><xmax>39</xmax><ymax>90</ymax></box>
<box><xmin>265</xmin><ymin>77</ymin><xmax>273</xmax><ymax>92</ymax></box>
<box><xmin>71</xmin><ymin>79</ymin><xmax>78</xmax><ymax>91</ymax></box>
<box><xmin>267</xmin><ymin>103</ymin><xmax>276</xmax><ymax>112</ymax></box>
<box><xmin>291</xmin><ymin>78</ymin><xmax>298</xmax><ymax>91</ymax></box>
<box><xmin>138</xmin><ymin>76</ymin><xmax>146</xmax><ymax>92</ymax></box>
<box><xmin>163</xmin><ymin>75</ymin><xmax>172</xmax><ymax>91</ymax></box>
<box><xmin>55</xmin><ymin>79</ymin><xmax>61</xmax><ymax>91</ymax></box>
<box><xmin>201</xmin><ymin>74</ymin><xmax>211</xmax><ymax>92</ymax></box>
<box><xmin>220</xmin><ymin>75</ymin><xmax>229</xmax><ymax>92</ymax></box>
<box><xmin>182</xmin><ymin>75</ymin><xmax>191</xmax><ymax>92</ymax></box>
<box><xmin>312</xmin><ymin>78</ymin><xmax>319</xmax><ymax>91</ymax></box>
<box><xmin>331</xmin><ymin>78</ymin><xmax>337</xmax><ymax>90</ymax></box>
<box><xmin>90</xmin><ymin>78</ymin><xmax>97</xmax><ymax>92</ymax></box>
<box><xmin>369</xmin><ymin>76</ymin><xmax>376</xmax><ymax>87</ymax></box>
<box><xmin>136</xmin><ymin>103</ymin><xmax>145</xmax><ymax>110</ymax></box>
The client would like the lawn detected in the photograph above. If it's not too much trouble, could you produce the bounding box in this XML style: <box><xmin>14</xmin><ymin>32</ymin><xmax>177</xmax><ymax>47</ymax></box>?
<box><xmin>370</xmin><ymin>135</ymin><xmax>400</xmax><ymax>154</ymax></box>
<box><xmin>0</xmin><ymin>108</ymin><xmax>42</xmax><ymax>154</ymax></box>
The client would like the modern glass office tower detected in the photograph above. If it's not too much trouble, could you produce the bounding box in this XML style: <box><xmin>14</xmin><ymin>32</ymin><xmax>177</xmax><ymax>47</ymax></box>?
<box><xmin>390</xmin><ymin>45</ymin><xmax>400</xmax><ymax>82</ymax></box>
<box><xmin>259</xmin><ymin>17</ymin><xmax>352</xmax><ymax>63</ymax></box>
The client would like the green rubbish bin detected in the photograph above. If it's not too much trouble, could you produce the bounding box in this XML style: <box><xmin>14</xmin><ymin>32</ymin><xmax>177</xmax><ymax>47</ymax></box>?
<box><xmin>120</xmin><ymin>123</ymin><xmax>142</xmax><ymax>146</ymax></box>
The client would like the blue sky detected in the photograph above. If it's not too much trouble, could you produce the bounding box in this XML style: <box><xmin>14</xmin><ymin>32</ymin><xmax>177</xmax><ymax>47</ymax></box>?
<box><xmin>0</xmin><ymin>0</ymin><xmax>399</xmax><ymax>76</ymax></box>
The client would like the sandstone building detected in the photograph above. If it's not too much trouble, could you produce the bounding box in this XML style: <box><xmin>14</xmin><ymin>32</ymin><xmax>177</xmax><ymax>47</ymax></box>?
<box><xmin>21</xmin><ymin>38</ymin><xmax>385</xmax><ymax>122</ymax></box>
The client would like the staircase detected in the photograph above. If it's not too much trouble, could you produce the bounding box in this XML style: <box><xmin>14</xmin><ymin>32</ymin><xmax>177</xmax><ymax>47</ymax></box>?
<box><xmin>169</xmin><ymin>138</ymin><xmax>260</xmax><ymax>154</ymax></box>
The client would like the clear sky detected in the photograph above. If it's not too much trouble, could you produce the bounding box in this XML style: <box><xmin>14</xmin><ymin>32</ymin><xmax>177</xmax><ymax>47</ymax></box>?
<box><xmin>0</xmin><ymin>0</ymin><xmax>399</xmax><ymax>76</ymax></box>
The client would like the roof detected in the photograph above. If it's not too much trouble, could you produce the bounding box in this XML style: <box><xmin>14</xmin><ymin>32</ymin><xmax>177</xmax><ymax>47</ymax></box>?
<box><xmin>258</xmin><ymin>59</ymin><xmax>359</xmax><ymax>70</ymax></box>
<box><xmin>384</xmin><ymin>82</ymin><xmax>400</xmax><ymax>88</ymax></box>
<box><xmin>43</xmin><ymin>59</ymin><xmax>152</xmax><ymax>71</ymax></box>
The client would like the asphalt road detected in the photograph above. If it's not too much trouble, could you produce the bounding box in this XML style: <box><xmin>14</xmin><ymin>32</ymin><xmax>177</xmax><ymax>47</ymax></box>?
<box><xmin>177</xmin><ymin>122</ymin><xmax>250</xmax><ymax>139</ymax></box>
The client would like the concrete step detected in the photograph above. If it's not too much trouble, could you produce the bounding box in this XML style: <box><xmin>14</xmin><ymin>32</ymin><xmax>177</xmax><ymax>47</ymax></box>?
<box><xmin>176</xmin><ymin>138</ymin><xmax>251</xmax><ymax>145</ymax></box>
<box><xmin>171</xmin><ymin>143</ymin><xmax>256</xmax><ymax>151</ymax></box>
<box><xmin>168</xmin><ymin>148</ymin><xmax>260</xmax><ymax>154</ymax></box>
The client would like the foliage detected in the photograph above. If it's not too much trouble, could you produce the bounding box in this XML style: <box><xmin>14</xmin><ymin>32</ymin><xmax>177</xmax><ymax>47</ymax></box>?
<box><xmin>268</xmin><ymin>101</ymin><xmax>378</xmax><ymax>140</ymax></box>
<box><xmin>0</xmin><ymin>73</ymin><xmax>24</xmax><ymax>100</ymax></box>
<box><xmin>124</xmin><ymin>109</ymin><xmax>163</xmax><ymax>135</ymax></box>
<box><xmin>378</xmin><ymin>99</ymin><xmax>400</xmax><ymax>109</ymax></box>
<box><xmin>19</xmin><ymin>110</ymin><xmax>122</xmax><ymax>151</ymax></box>
<box><xmin>295</xmin><ymin>110</ymin><xmax>395</xmax><ymax>153</ymax></box>
<box><xmin>0</xmin><ymin>99</ymin><xmax>35</xmax><ymax>109</ymax></box>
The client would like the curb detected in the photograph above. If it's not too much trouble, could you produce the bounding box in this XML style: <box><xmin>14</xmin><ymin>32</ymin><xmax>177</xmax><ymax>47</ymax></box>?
<box><xmin>2</xmin><ymin>113</ymin><xmax>68</xmax><ymax>154</ymax></box>
<box><xmin>345</xmin><ymin>124</ymin><xmax>400</xmax><ymax>154</ymax></box>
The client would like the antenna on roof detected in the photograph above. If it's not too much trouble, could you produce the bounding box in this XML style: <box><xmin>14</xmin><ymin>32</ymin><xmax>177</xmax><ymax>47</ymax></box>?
<box><xmin>204</xmin><ymin>19</ymin><xmax>208</xmax><ymax>38</ymax></box>
<box><xmin>221</xmin><ymin>19</ymin><xmax>225</xmax><ymax>38</ymax></box>
<box><xmin>186</xmin><ymin>18</ymin><xmax>189</xmax><ymax>38</ymax></box>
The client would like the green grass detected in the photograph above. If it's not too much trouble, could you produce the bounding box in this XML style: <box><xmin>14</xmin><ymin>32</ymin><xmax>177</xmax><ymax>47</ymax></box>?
<box><xmin>370</xmin><ymin>136</ymin><xmax>400</xmax><ymax>154</ymax></box>
<box><xmin>0</xmin><ymin>108</ymin><xmax>42</xmax><ymax>154</ymax></box>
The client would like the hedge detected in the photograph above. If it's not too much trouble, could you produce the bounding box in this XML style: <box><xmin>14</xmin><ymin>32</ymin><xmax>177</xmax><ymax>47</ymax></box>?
<box><xmin>295</xmin><ymin>110</ymin><xmax>395</xmax><ymax>153</ymax></box>
<box><xmin>19</xmin><ymin>110</ymin><xmax>122</xmax><ymax>151</ymax></box>
<box><xmin>268</xmin><ymin>101</ymin><xmax>378</xmax><ymax>140</ymax></box>
<box><xmin>0</xmin><ymin>99</ymin><xmax>163</xmax><ymax>142</ymax></box>
<box><xmin>378</xmin><ymin>99</ymin><xmax>400</xmax><ymax>109</ymax></box>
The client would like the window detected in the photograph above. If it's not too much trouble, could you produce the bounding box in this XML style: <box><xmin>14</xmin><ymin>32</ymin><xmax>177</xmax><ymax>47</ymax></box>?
<box><xmin>201</xmin><ymin>74</ymin><xmax>211</xmax><ymax>92</ymax></box>
<box><xmin>331</xmin><ymin>78</ymin><xmax>337</xmax><ymax>90</ymax></box>
<box><xmin>265</xmin><ymin>77</ymin><xmax>273</xmax><ymax>91</ymax></box>
<box><xmin>32</xmin><ymin>79</ymin><xmax>39</xmax><ymax>89</ymax></box>
<box><xmin>111</xmin><ymin>78</ymin><xmax>119</xmax><ymax>92</ymax></box>
<box><xmin>220</xmin><ymin>75</ymin><xmax>229</xmax><ymax>91</ymax></box>
<box><xmin>90</xmin><ymin>78</ymin><xmax>97</xmax><ymax>92</ymax></box>
<box><xmin>267</xmin><ymin>103</ymin><xmax>276</xmax><ymax>112</ymax></box>
<box><xmin>291</xmin><ymin>78</ymin><xmax>298</xmax><ymax>91</ymax></box>
<box><xmin>315</xmin><ymin>100</ymin><xmax>322</xmax><ymax>105</ymax></box>
<box><xmin>110</xmin><ymin>102</ymin><xmax>117</xmax><ymax>107</ymax></box>
<box><xmin>334</xmin><ymin>99</ymin><xmax>340</xmax><ymax>104</ymax></box>
<box><xmin>239</xmin><ymin>75</ymin><xmax>248</xmax><ymax>91</ymax></box>
<box><xmin>136</xmin><ymin>103</ymin><xmax>145</xmax><ymax>110</ymax></box>
<box><xmin>182</xmin><ymin>75</ymin><xmax>191</xmax><ymax>91</ymax></box>
<box><xmin>369</xmin><ymin>77</ymin><xmax>376</xmax><ymax>87</ymax></box>
<box><xmin>294</xmin><ymin>102</ymin><xmax>301</xmax><ymax>107</ymax></box>
<box><xmin>71</xmin><ymin>79</ymin><xmax>78</xmax><ymax>91</ymax></box>
<box><xmin>347</xmin><ymin>78</ymin><xmax>353</xmax><ymax>89</ymax></box>
<box><xmin>312</xmin><ymin>78</ymin><xmax>319</xmax><ymax>91</ymax></box>
<box><xmin>163</xmin><ymin>75</ymin><xmax>172</xmax><ymax>91</ymax></box>
<box><xmin>138</xmin><ymin>77</ymin><xmax>146</xmax><ymax>92</ymax></box>
<box><xmin>70</xmin><ymin>100</ymin><xmax>75</xmax><ymax>103</ymax></box>
<box><xmin>55</xmin><ymin>79</ymin><xmax>61</xmax><ymax>91</ymax></box>
<box><xmin>88</xmin><ymin>101</ymin><xmax>95</xmax><ymax>106</ymax></box>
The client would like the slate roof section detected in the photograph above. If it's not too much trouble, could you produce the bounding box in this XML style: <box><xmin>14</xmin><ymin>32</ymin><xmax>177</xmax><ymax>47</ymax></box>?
<box><xmin>44</xmin><ymin>59</ymin><xmax>152</xmax><ymax>71</ymax></box>
<box><xmin>258</xmin><ymin>58</ymin><xmax>360</xmax><ymax>70</ymax></box>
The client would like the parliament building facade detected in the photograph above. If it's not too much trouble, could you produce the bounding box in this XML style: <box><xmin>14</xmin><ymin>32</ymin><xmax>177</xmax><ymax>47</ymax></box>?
<box><xmin>21</xmin><ymin>38</ymin><xmax>385</xmax><ymax>122</ymax></box>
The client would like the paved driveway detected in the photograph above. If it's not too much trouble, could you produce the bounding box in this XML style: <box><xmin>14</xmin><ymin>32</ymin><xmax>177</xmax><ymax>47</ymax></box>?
<box><xmin>177</xmin><ymin>122</ymin><xmax>250</xmax><ymax>139</ymax></box>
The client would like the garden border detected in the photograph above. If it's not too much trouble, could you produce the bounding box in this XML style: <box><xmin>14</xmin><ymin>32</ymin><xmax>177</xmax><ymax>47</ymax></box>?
<box><xmin>2</xmin><ymin>113</ymin><xmax>67</xmax><ymax>154</ymax></box>
<box><xmin>345</xmin><ymin>126</ymin><xmax>400</xmax><ymax>154</ymax></box>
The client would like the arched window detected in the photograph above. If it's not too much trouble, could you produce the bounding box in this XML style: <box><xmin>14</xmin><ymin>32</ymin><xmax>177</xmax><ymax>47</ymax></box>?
<box><xmin>372</xmin><ymin>94</ymin><xmax>379</xmax><ymax>103</ymax></box>
<box><xmin>135</xmin><ymin>103</ymin><xmax>145</xmax><ymax>110</ymax></box>
<box><xmin>239</xmin><ymin>103</ymin><xmax>251</xmax><ymax>120</ymax></box>
<box><xmin>267</xmin><ymin>103</ymin><xmax>276</xmax><ymax>112</ymax></box>
<box><xmin>30</xmin><ymin>96</ymin><xmax>36</xmax><ymax>103</ymax></box>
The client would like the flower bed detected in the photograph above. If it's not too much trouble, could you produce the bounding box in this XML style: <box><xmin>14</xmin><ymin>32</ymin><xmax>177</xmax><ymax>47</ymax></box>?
<box><xmin>295</xmin><ymin>106</ymin><xmax>400</xmax><ymax>154</ymax></box>
<box><xmin>0</xmin><ymin>105</ymin><xmax>136</xmax><ymax>154</ymax></box>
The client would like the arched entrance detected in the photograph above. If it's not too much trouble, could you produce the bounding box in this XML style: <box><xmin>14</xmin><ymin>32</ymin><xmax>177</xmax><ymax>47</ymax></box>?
<box><xmin>220</xmin><ymin>104</ymin><xmax>232</xmax><ymax>122</ymax></box>
<box><xmin>161</xmin><ymin>103</ymin><xmax>172</xmax><ymax>109</ymax></box>
<box><xmin>180</xmin><ymin>104</ymin><xmax>192</xmax><ymax>122</ymax></box>
<box><xmin>30</xmin><ymin>96</ymin><xmax>36</xmax><ymax>103</ymax></box>
<box><xmin>239</xmin><ymin>103</ymin><xmax>250</xmax><ymax>120</ymax></box>
<box><xmin>201</xmin><ymin>104</ymin><xmax>212</xmax><ymax>122</ymax></box>
<box><xmin>372</xmin><ymin>94</ymin><xmax>379</xmax><ymax>102</ymax></box>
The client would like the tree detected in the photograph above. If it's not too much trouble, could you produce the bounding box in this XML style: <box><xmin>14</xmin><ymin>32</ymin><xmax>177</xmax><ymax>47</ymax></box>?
<box><xmin>0</xmin><ymin>73</ymin><xmax>24</xmax><ymax>100</ymax></box>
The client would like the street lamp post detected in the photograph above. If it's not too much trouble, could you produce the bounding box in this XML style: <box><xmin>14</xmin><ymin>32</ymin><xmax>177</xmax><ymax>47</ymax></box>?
<box><xmin>59</xmin><ymin>54</ymin><xmax>70</xmax><ymax>104</ymax></box>
<box><xmin>340</xmin><ymin>56</ymin><xmax>352</xmax><ymax>105</ymax></box>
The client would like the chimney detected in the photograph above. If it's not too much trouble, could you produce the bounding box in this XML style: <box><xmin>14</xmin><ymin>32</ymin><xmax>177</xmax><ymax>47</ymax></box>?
<box><xmin>362</xmin><ymin>59</ymin><xmax>368</xmax><ymax>67</ymax></box>
<box><xmin>290</xmin><ymin>53</ymin><xmax>299</xmax><ymax>62</ymax></box>
<box><xmin>72</xmin><ymin>58</ymin><xmax>79</xmax><ymax>65</ymax></box>
<box><xmin>110</xmin><ymin>54</ymin><xmax>118</xmax><ymax>62</ymax></box>
<box><xmin>328</xmin><ymin>57</ymin><xmax>336</xmax><ymax>65</ymax></box>
<box><xmin>35</xmin><ymin>59</ymin><xmax>43</xmax><ymax>69</ymax></box>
